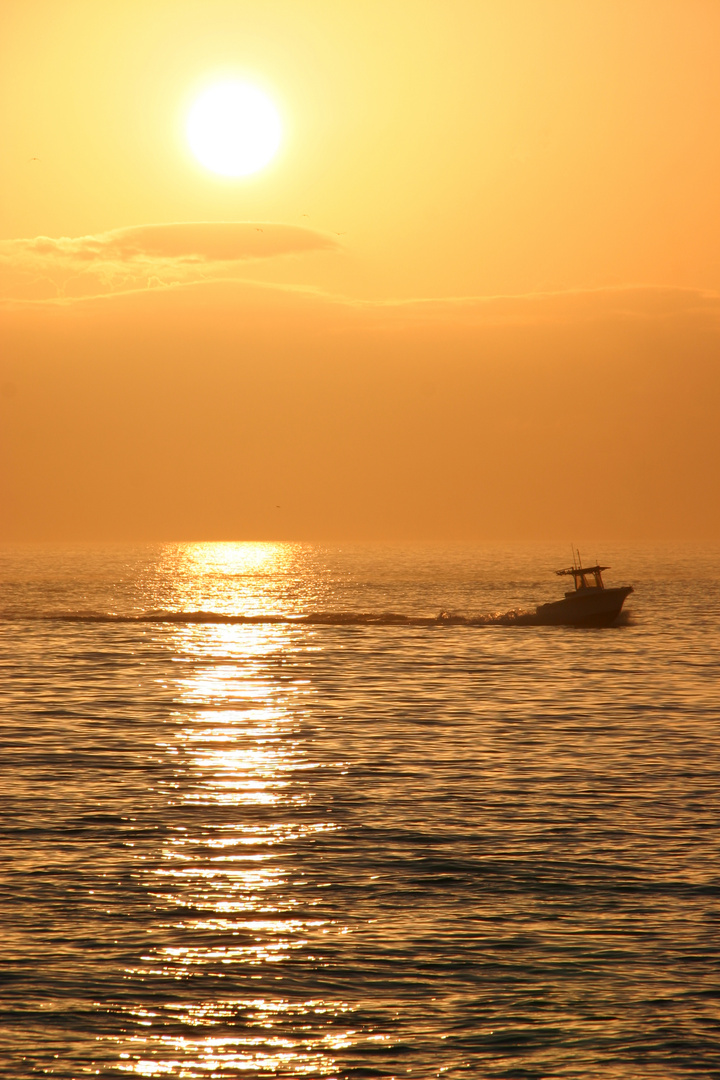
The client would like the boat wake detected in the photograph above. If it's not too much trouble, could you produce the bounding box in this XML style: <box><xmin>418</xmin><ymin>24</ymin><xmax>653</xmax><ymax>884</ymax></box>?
<box><xmin>2</xmin><ymin>607</ymin><xmax>541</xmax><ymax>628</ymax></box>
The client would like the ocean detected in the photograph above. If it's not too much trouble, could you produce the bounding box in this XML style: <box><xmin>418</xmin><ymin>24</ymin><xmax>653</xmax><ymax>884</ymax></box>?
<box><xmin>1</xmin><ymin>542</ymin><xmax>719</xmax><ymax>1079</ymax></box>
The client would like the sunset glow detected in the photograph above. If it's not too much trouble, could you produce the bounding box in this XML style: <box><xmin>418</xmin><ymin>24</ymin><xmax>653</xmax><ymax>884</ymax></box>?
<box><xmin>1</xmin><ymin>1</ymin><xmax>720</xmax><ymax>542</ymax></box>
<box><xmin>2</xmin><ymin>5</ymin><xmax>720</xmax><ymax>1076</ymax></box>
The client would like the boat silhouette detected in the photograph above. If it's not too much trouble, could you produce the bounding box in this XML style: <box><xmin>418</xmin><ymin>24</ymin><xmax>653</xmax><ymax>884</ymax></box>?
<box><xmin>534</xmin><ymin>555</ymin><xmax>633</xmax><ymax>626</ymax></box>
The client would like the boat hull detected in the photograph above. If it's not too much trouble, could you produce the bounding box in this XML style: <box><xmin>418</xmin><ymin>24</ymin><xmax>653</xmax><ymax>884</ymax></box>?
<box><xmin>535</xmin><ymin>585</ymin><xmax>633</xmax><ymax>627</ymax></box>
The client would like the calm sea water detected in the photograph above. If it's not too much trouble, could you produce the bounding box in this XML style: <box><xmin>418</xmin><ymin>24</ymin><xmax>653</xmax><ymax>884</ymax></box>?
<box><xmin>1</xmin><ymin>543</ymin><xmax>719</xmax><ymax>1079</ymax></box>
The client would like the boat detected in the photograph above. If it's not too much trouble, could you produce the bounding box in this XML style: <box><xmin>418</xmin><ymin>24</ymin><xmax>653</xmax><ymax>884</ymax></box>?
<box><xmin>534</xmin><ymin>555</ymin><xmax>633</xmax><ymax>627</ymax></box>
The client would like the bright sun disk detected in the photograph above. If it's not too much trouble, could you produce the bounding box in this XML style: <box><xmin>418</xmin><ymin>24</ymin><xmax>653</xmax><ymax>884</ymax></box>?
<box><xmin>187</xmin><ymin>82</ymin><xmax>282</xmax><ymax>177</ymax></box>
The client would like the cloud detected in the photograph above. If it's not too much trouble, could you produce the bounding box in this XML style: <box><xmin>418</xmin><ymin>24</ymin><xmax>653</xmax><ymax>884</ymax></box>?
<box><xmin>5</xmin><ymin>267</ymin><xmax>720</xmax><ymax>326</ymax></box>
<box><xmin>74</xmin><ymin>277</ymin><xmax>720</xmax><ymax>331</ymax></box>
<box><xmin>11</xmin><ymin>222</ymin><xmax>336</xmax><ymax>262</ymax></box>
<box><xmin>3</xmin><ymin>220</ymin><xmax>719</xmax><ymax>340</ymax></box>
<box><xmin>351</xmin><ymin>283</ymin><xmax>720</xmax><ymax>326</ymax></box>
<box><xmin>0</xmin><ymin>222</ymin><xmax>337</xmax><ymax>299</ymax></box>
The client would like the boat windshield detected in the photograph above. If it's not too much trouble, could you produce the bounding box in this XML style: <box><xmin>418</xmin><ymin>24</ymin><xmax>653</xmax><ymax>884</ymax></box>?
<box><xmin>577</xmin><ymin>570</ymin><xmax>601</xmax><ymax>590</ymax></box>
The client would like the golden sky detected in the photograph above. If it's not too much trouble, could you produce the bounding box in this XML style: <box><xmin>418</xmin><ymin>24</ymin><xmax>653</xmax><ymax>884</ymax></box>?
<box><xmin>1</xmin><ymin>0</ymin><xmax>719</xmax><ymax>541</ymax></box>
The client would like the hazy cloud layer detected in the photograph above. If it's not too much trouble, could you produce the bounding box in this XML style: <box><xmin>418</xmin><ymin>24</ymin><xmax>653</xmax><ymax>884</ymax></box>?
<box><xmin>3</xmin><ymin>221</ymin><xmax>719</xmax><ymax>338</ymax></box>
<box><xmin>375</xmin><ymin>285</ymin><xmax>720</xmax><ymax>326</ymax></box>
<box><xmin>6</xmin><ymin>275</ymin><xmax>717</xmax><ymax>334</ymax></box>
<box><xmin>0</xmin><ymin>222</ymin><xmax>337</xmax><ymax>299</ymax></box>
<box><xmin>5</xmin><ymin>267</ymin><xmax>720</xmax><ymax>334</ymax></box>
<box><xmin>2</xmin><ymin>276</ymin><xmax>719</xmax><ymax>544</ymax></box>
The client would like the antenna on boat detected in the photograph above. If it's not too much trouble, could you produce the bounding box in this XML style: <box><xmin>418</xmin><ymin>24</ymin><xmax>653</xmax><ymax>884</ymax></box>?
<box><xmin>571</xmin><ymin>544</ymin><xmax>576</xmax><ymax>569</ymax></box>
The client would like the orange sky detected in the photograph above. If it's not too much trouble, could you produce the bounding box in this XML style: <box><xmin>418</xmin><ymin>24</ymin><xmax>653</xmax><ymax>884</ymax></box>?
<box><xmin>1</xmin><ymin>0</ymin><xmax>719</xmax><ymax>542</ymax></box>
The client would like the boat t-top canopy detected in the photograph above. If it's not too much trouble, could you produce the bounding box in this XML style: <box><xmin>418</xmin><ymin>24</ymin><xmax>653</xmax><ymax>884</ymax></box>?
<box><xmin>556</xmin><ymin>564</ymin><xmax>609</xmax><ymax>590</ymax></box>
<box><xmin>557</xmin><ymin>564</ymin><xmax>609</xmax><ymax>577</ymax></box>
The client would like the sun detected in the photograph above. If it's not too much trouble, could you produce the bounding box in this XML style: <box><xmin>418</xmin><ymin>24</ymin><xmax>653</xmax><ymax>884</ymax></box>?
<box><xmin>187</xmin><ymin>81</ymin><xmax>282</xmax><ymax>177</ymax></box>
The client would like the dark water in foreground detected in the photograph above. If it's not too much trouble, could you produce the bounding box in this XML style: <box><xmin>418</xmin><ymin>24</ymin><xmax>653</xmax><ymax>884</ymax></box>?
<box><xmin>1</xmin><ymin>543</ymin><xmax>719</xmax><ymax>1079</ymax></box>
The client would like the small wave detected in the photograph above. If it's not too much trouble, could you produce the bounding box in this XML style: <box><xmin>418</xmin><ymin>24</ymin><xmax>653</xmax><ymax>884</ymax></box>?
<box><xmin>1</xmin><ymin>607</ymin><xmax>538</xmax><ymax>628</ymax></box>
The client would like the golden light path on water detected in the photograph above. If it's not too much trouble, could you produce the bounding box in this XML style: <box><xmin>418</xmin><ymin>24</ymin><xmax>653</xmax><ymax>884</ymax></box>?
<box><xmin>114</xmin><ymin>544</ymin><xmax>357</xmax><ymax>1077</ymax></box>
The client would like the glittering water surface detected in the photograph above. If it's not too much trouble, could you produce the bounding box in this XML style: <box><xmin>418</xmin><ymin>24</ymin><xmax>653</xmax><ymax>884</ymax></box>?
<box><xmin>1</xmin><ymin>543</ymin><xmax>719</xmax><ymax>1078</ymax></box>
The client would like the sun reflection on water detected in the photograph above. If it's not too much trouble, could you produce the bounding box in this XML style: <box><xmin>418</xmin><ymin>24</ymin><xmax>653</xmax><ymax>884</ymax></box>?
<box><xmin>155</xmin><ymin>542</ymin><xmax>312</xmax><ymax>617</ymax></box>
<box><xmin>111</xmin><ymin>555</ymin><xmax>348</xmax><ymax>1077</ymax></box>
<box><xmin>116</xmin><ymin>996</ymin><xmax>354</xmax><ymax>1077</ymax></box>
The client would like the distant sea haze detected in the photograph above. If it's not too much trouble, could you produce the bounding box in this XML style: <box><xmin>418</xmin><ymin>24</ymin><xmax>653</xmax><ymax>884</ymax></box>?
<box><xmin>1</xmin><ymin>542</ymin><xmax>719</xmax><ymax>1078</ymax></box>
